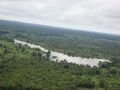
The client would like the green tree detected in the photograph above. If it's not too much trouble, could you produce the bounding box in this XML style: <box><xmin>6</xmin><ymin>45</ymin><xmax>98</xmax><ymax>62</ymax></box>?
<box><xmin>0</xmin><ymin>43</ymin><xmax>3</xmax><ymax>47</ymax></box>
<box><xmin>38</xmin><ymin>52</ymin><xmax>42</xmax><ymax>57</ymax></box>
<box><xmin>99</xmin><ymin>80</ymin><xmax>105</xmax><ymax>88</ymax></box>
<box><xmin>3</xmin><ymin>48</ymin><xmax>9</xmax><ymax>54</ymax></box>
<box><xmin>46</xmin><ymin>51</ymin><xmax>51</xmax><ymax>58</ymax></box>
<box><xmin>21</xmin><ymin>47</ymin><xmax>25</xmax><ymax>52</ymax></box>
<box><xmin>32</xmin><ymin>51</ymin><xmax>37</xmax><ymax>56</ymax></box>
<box><xmin>77</xmin><ymin>79</ymin><xmax>95</xmax><ymax>89</ymax></box>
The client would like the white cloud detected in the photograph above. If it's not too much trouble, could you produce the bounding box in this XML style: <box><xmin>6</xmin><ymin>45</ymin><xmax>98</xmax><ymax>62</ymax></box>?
<box><xmin>0</xmin><ymin>0</ymin><xmax>120</xmax><ymax>35</ymax></box>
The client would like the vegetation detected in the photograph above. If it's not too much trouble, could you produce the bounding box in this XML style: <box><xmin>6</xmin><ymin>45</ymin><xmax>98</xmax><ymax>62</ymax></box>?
<box><xmin>0</xmin><ymin>20</ymin><xmax>120</xmax><ymax>90</ymax></box>
<box><xmin>0</xmin><ymin>20</ymin><xmax>120</xmax><ymax>60</ymax></box>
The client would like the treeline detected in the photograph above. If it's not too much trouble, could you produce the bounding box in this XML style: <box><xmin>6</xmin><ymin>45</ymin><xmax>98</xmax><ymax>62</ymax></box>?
<box><xmin>0</xmin><ymin>20</ymin><xmax>120</xmax><ymax>90</ymax></box>
<box><xmin>0</xmin><ymin>37</ymin><xmax>119</xmax><ymax>90</ymax></box>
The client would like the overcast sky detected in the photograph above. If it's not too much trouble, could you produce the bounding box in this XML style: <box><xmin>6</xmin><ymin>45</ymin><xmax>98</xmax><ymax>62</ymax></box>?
<box><xmin>0</xmin><ymin>0</ymin><xmax>120</xmax><ymax>35</ymax></box>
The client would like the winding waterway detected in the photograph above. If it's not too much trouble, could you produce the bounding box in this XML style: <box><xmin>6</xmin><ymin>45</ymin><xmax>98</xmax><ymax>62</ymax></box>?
<box><xmin>14</xmin><ymin>39</ymin><xmax>110</xmax><ymax>67</ymax></box>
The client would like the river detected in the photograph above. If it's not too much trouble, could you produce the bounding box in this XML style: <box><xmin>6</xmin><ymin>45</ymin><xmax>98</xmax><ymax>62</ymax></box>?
<box><xmin>14</xmin><ymin>39</ymin><xmax>110</xmax><ymax>67</ymax></box>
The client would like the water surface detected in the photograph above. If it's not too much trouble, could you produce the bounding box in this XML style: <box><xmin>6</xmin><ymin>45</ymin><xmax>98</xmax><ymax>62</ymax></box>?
<box><xmin>14</xmin><ymin>39</ymin><xmax>110</xmax><ymax>67</ymax></box>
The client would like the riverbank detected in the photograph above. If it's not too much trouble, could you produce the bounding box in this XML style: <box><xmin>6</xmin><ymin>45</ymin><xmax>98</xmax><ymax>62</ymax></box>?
<box><xmin>14</xmin><ymin>39</ymin><xmax>110</xmax><ymax>67</ymax></box>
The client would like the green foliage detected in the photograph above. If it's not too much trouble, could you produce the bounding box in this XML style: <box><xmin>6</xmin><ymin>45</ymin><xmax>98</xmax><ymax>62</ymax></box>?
<box><xmin>99</xmin><ymin>80</ymin><xmax>105</xmax><ymax>88</ymax></box>
<box><xmin>0</xmin><ymin>20</ymin><xmax>120</xmax><ymax>90</ymax></box>
<box><xmin>77</xmin><ymin>79</ymin><xmax>95</xmax><ymax>89</ymax></box>
<box><xmin>3</xmin><ymin>48</ymin><xmax>9</xmax><ymax>54</ymax></box>
<box><xmin>1</xmin><ymin>20</ymin><xmax>120</xmax><ymax>59</ymax></box>
<box><xmin>38</xmin><ymin>52</ymin><xmax>42</xmax><ymax>57</ymax></box>
<box><xmin>46</xmin><ymin>51</ymin><xmax>51</xmax><ymax>58</ymax></box>
<box><xmin>32</xmin><ymin>51</ymin><xmax>37</xmax><ymax>56</ymax></box>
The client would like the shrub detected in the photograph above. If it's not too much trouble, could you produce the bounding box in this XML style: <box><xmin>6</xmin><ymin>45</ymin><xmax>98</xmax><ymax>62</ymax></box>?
<box><xmin>77</xmin><ymin>79</ymin><xmax>95</xmax><ymax>89</ymax></box>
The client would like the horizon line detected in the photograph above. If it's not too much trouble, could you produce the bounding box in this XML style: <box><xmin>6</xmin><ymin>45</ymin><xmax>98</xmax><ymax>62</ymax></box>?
<box><xmin>0</xmin><ymin>18</ymin><xmax>120</xmax><ymax>36</ymax></box>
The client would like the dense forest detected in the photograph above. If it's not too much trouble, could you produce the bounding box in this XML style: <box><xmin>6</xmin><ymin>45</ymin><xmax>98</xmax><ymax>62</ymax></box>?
<box><xmin>0</xmin><ymin>20</ymin><xmax>120</xmax><ymax>90</ymax></box>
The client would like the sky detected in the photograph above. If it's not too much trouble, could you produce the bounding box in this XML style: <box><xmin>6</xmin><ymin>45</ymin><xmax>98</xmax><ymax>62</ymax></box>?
<box><xmin>0</xmin><ymin>0</ymin><xmax>120</xmax><ymax>35</ymax></box>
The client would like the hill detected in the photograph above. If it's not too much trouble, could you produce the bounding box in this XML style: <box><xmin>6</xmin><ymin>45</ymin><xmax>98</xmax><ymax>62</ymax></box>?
<box><xmin>0</xmin><ymin>20</ymin><xmax>120</xmax><ymax>90</ymax></box>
